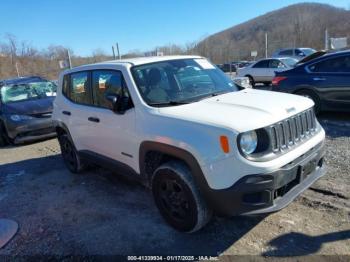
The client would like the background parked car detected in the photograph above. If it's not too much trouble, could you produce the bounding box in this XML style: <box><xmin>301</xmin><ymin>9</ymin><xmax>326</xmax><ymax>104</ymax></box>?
<box><xmin>217</xmin><ymin>61</ymin><xmax>253</xmax><ymax>74</ymax></box>
<box><xmin>216</xmin><ymin>63</ymin><xmax>234</xmax><ymax>73</ymax></box>
<box><xmin>272</xmin><ymin>48</ymin><xmax>316</xmax><ymax>60</ymax></box>
<box><xmin>0</xmin><ymin>77</ymin><xmax>57</xmax><ymax>146</ymax></box>
<box><xmin>272</xmin><ymin>50</ymin><xmax>350</xmax><ymax>113</ymax></box>
<box><xmin>236</xmin><ymin>57</ymin><xmax>298</xmax><ymax>86</ymax></box>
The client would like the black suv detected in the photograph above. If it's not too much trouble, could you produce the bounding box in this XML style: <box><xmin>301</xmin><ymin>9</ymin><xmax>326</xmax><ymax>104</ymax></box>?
<box><xmin>272</xmin><ymin>50</ymin><xmax>350</xmax><ymax>113</ymax></box>
<box><xmin>0</xmin><ymin>76</ymin><xmax>57</xmax><ymax>146</ymax></box>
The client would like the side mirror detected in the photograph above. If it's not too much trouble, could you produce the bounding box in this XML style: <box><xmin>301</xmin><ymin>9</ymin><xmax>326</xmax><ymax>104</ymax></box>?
<box><xmin>105</xmin><ymin>93</ymin><xmax>122</xmax><ymax>113</ymax></box>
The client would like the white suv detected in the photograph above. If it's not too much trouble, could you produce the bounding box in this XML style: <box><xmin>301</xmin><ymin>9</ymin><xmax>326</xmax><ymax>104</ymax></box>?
<box><xmin>53</xmin><ymin>56</ymin><xmax>326</xmax><ymax>232</ymax></box>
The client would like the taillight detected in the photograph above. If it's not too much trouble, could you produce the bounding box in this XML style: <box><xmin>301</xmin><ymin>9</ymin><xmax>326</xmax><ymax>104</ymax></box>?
<box><xmin>272</xmin><ymin>76</ymin><xmax>287</xmax><ymax>86</ymax></box>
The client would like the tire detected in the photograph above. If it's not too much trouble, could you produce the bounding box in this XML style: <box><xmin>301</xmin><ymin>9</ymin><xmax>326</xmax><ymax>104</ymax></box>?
<box><xmin>57</xmin><ymin>133</ymin><xmax>85</xmax><ymax>173</ymax></box>
<box><xmin>151</xmin><ymin>161</ymin><xmax>212</xmax><ymax>233</ymax></box>
<box><xmin>295</xmin><ymin>90</ymin><xmax>321</xmax><ymax>114</ymax></box>
<box><xmin>0</xmin><ymin>121</ymin><xmax>10</xmax><ymax>147</ymax></box>
<box><xmin>246</xmin><ymin>75</ymin><xmax>255</xmax><ymax>87</ymax></box>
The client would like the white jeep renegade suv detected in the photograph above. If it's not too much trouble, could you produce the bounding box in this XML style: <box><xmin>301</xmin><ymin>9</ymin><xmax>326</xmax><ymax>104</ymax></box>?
<box><xmin>53</xmin><ymin>56</ymin><xmax>326</xmax><ymax>232</ymax></box>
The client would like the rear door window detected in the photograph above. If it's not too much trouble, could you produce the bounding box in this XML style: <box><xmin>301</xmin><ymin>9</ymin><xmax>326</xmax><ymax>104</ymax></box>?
<box><xmin>279</xmin><ymin>49</ymin><xmax>293</xmax><ymax>56</ymax></box>
<box><xmin>308</xmin><ymin>56</ymin><xmax>350</xmax><ymax>73</ymax></box>
<box><xmin>69</xmin><ymin>72</ymin><xmax>92</xmax><ymax>105</ymax></box>
<box><xmin>253</xmin><ymin>60</ymin><xmax>269</xmax><ymax>68</ymax></box>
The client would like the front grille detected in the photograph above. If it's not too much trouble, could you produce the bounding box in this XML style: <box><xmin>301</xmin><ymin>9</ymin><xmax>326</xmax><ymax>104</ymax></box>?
<box><xmin>270</xmin><ymin>108</ymin><xmax>317</xmax><ymax>152</ymax></box>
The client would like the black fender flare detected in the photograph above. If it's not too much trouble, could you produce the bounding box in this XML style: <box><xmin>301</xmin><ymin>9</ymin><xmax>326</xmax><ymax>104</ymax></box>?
<box><xmin>55</xmin><ymin>121</ymin><xmax>74</xmax><ymax>144</ymax></box>
<box><xmin>139</xmin><ymin>141</ymin><xmax>215</xmax><ymax>205</ymax></box>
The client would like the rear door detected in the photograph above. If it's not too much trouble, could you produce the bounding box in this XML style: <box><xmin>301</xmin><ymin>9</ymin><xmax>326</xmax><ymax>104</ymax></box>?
<box><xmin>62</xmin><ymin>71</ymin><xmax>95</xmax><ymax>151</ymax></box>
<box><xmin>307</xmin><ymin>55</ymin><xmax>350</xmax><ymax>110</ymax></box>
<box><xmin>251</xmin><ymin>60</ymin><xmax>270</xmax><ymax>82</ymax></box>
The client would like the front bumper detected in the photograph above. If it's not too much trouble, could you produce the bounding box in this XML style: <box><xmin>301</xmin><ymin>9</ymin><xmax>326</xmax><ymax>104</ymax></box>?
<box><xmin>5</xmin><ymin>116</ymin><xmax>56</xmax><ymax>144</ymax></box>
<box><xmin>206</xmin><ymin>141</ymin><xmax>325</xmax><ymax>216</ymax></box>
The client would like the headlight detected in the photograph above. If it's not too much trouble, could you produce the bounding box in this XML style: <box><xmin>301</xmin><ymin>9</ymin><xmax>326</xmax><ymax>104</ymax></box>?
<box><xmin>239</xmin><ymin>130</ymin><xmax>258</xmax><ymax>155</ymax></box>
<box><xmin>10</xmin><ymin>114</ymin><xmax>33</xmax><ymax>122</ymax></box>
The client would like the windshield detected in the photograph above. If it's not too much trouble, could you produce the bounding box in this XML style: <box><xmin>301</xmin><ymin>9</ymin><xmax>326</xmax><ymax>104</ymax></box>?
<box><xmin>281</xmin><ymin>58</ymin><xmax>298</xmax><ymax>67</ymax></box>
<box><xmin>0</xmin><ymin>81</ymin><xmax>57</xmax><ymax>104</ymax></box>
<box><xmin>131</xmin><ymin>58</ymin><xmax>238</xmax><ymax>106</ymax></box>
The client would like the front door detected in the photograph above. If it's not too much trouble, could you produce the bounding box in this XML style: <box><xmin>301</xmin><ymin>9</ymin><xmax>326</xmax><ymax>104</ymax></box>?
<box><xmin>308</xmin><ymin>55</ymin><xmax>350</xmax><ymax>110</ymax></box>
<box><xmin>86</xmin><ymin>69</ymin><xmax>138</xmax><ymax>170</ymax></box>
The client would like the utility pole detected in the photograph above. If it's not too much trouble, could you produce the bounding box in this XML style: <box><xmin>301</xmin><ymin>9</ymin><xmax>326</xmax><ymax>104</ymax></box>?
<box><xmin>116</xmin><ymin>43</ymin><xmax>121</xmax><ymax>60</ymax></box>
<box><xmin>112</xmin><ymin>46</ymin><xmax>116</xmax><ymax>59</ymax></box>
<box><xmin>325</xmin><ymin>29</ymin><xmax>329</xmax><ymax>50</ymax></box>
<box><xmin>67</xmin><ymin>49</ymin><xmax>72</xmax><ymax>69</ymax></box>
<box><xmin>265</xmin><ymin>33</ymin><xmax>268</xmax><ymax>58</ymax></box>
<box><xmin>15</xmin><ymin>62</ymin><xmax>20</xmax><ymax>77</ymax></box>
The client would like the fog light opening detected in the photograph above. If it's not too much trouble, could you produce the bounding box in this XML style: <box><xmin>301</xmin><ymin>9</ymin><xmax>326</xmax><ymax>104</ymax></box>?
<box><xmin>318</xmin><ymin>158</ymin><xmax>324</xmax><ymax>167</ymax></box>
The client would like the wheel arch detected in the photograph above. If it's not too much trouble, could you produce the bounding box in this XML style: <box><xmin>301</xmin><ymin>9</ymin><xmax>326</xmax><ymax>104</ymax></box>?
<box><xmin>293</xmin><ymin>86</ymin><xmax>322</xmax><ymax>112</ymax></box>
<box><xmin>293</xmin><ymin>85</ymin><xmax>319</xmax><ymax>96</ymax></box>
<box><xmin>139</xmin><ymin>141</ymin><xmax>210</xmax><ymax>190</ymax></box>
<box><xmin>55</xmin><ymin>121</ymin><xmax>74</xmax><ymax>143</ymax></box>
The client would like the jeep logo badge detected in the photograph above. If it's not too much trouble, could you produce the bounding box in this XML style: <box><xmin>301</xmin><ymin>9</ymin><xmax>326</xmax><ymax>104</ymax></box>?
<box><xmin>286</xmin><ymin>107</ymin><xmax>296</xmax><ymax>113</ymax></box>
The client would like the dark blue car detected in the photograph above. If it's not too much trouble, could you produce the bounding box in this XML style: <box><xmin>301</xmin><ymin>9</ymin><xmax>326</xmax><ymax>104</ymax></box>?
<box><xmin>0</xmin><ymin>76</ymin><xmax>57</xmax><ymax>146</ymax></box>
<box><xmin>272</xmin><ymin>50</ymin><xmax>350</xmax><ymax>113</ymax></box>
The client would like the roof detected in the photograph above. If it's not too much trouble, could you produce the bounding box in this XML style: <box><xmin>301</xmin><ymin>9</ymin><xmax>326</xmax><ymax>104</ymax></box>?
<box><xmin>0</xmin><ymin>76</ymin><xmax>47</xmax><ymax>86</ymax></box>
<box><xmin>91</xmin><ymin>55</ymin><xmax>203</xmax><ymax>67</ymax></box>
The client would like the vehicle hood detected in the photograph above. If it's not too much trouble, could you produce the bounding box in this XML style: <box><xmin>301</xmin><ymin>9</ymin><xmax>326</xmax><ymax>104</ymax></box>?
<box><xmin>2</xmin><ymin>97</ymin><xmax>54</xmax><ymax>115</ymax></box>
<box><xmin>158</xmin><ymin>89</ymin><xmax>314</xmax><ymax>133</ymax></box>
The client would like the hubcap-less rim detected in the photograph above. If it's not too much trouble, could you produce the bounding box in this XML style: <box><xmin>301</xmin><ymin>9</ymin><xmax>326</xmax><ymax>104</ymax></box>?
<box><xmin>61</xmin><ymin>138</ymin><xmax>76</xmax><ymax>170</ymax></box>
<box><xmin>158</xmin><ymin>178</ymin><xmax>190</xmax><ymax>221</ymax></box>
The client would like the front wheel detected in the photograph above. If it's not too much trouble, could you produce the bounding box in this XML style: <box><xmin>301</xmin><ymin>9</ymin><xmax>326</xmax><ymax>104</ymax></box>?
<box><xmin>151</xmin><ymin>161</ymin><xmax>212</xmax><ymax>232</ymax></box>
<box><xmin>57</xmin><ymin>133</ymin><xmax>85</xmax><ymax>173</ymax></box>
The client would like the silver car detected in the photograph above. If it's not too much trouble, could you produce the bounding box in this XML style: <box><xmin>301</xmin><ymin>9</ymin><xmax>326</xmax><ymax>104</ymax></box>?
<box><xmin>236</xmin><ymin>57</ymin><xmax>297</xmax><ymax>86</ymax></box>
<box><xmin>272</xmin><ymin>48</ymin><xmax>316</xmax><ymax>60</ymax></box>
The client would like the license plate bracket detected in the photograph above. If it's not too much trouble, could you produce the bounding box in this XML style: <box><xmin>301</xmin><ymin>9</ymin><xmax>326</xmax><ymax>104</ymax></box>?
<box><xmin>300</xmin><ymin>159</ymin><xmax>317</xmax><ymax>179</ymax></box>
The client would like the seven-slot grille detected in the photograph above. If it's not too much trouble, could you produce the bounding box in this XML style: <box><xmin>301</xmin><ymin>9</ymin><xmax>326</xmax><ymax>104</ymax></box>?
<box><xmin>270</xmin><ymin>108</ymin><xmax>317</xmax><ymax>152</ymax></box>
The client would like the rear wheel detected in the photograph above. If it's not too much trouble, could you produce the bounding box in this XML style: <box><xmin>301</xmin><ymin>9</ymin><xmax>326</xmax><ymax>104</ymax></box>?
<box><xmin>295</xmin><ymin>90</ymin><xmax>321</xmax><ymax>114</ymax></box>
<box><xmin>57</xmin><ymin>133</ymin><xmax>85</xmax><ymax>173</ymax></box>
<box><xmin>151</xmin><ymin>161</ymin><xmax>212</xmax><ymax>233</ymax></box>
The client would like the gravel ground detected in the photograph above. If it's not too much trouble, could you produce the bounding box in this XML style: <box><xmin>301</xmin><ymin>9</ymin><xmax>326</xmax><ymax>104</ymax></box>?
<box><xmin>0</xmin><ymin>112</ymin><xmax>349</xmax><ymax>258</ymax></box>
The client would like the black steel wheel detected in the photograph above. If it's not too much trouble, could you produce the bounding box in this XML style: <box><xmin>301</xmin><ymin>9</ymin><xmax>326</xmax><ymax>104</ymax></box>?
<box><xmin>152</xmin><ymin>161</ymin><xmax>212</xmax><ymax>232</ymax></box>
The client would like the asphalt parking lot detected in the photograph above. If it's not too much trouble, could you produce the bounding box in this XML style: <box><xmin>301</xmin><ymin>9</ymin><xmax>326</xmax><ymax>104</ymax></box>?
<box><xmin>0</xmin><ymin>112</ymin><xmax>349</xmax><ymax>257</ymax></box>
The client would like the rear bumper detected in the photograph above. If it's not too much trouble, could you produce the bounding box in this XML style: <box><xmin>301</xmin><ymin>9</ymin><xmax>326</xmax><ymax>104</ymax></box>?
<box><xmin>5</xmin><ymin>117</ymin><xmax>56</xmax><ymax>144</ymax></box>
<box><xmin>206</xmin><ymin>141</ymin><xmax>325</xmax><ymax>216</ymax></box>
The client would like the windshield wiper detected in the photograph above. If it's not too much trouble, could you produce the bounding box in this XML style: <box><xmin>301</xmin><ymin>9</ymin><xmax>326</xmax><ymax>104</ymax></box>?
<box><xmin>149</xmin><ymin>100</ymin><xmax>189</xmax><ymax>107</ymax></box>
<box><xmin>196</xmin><ymin>90</ymin><xmax>231</xmax><ymax>101</ymax></box>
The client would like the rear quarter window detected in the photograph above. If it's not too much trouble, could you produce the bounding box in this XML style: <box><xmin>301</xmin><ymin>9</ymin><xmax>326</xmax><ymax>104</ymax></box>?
<box><xmin>62</xmin><ymin>74</ymin><xmax>70</xmax><ymax>97</ymax></box>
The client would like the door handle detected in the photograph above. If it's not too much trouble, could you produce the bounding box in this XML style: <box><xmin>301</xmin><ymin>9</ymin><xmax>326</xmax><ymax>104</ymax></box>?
<box><xmin>313</xmin><ymin>77</ymin><xmax>326</xmax><ymax>81</ymax></box>
<box><xmin>62</xmin><ymin>111</ymin><xmax>71</xmax><ymax>116</ymax></box>
<box><xmin>88</xmin><ymin>117</ymin><xmax>100</xmax><ymax>123</ymax></box>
